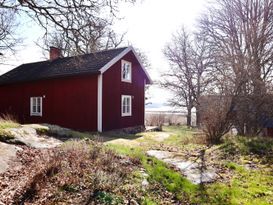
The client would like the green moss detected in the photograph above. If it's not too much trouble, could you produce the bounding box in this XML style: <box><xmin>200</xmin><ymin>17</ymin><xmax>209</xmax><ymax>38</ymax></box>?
<box><xmin>0</xmin><ymin>129</ymin><xmax>15</xmax><ymax>142</ymax></box>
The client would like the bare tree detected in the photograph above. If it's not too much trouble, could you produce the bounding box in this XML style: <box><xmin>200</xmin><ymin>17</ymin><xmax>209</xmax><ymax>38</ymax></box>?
<box><xmin>0</xmin><ymin>0</ymin><xmax>135</xmax><ymax>55</ymax></box>
<box><xmin>199</xmin><ymin>0</ymin><xmax>273</xmax><ymax>135</ymax></box>
<box><xmin>161</xmin><ymin>27</ymin><xmax>212</xmax><ymax>127</ymax></box>
<box><xmin>42</xmin><ymin>29</ymin><xmax>125</xmax><ymax>57</ymax></box>
<box><xmin>0</xmin><ymin>9</ymin><xmax>18</xmax><ymax>57</ymax></box>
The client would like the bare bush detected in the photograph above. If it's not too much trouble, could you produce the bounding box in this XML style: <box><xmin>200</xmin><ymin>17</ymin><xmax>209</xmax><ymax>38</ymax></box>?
<box><xmin>2</xmin><ymin>141</ymin><xmax>137</xmax><ymax>204</ymax></box>
<box><xmin>200</xmin><ymin>96</ymin><xmax>234</xmax><ymax>143</ymax></box>
<box><xmin>0</xmin><ymin>113</ymin><xmax>18</xmax><ymax>123</ymax></box>
<box><xmin>146</xmin><ymin>113</ymin><xmax>166</xmax><ymax>127</ymax></box>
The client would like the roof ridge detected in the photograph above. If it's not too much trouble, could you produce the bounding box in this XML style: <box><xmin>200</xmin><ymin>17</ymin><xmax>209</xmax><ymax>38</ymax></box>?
<box><xmin>20</xmin><ymin>47</ymin><xmax>129</xmax><ymax>66</ymax></box>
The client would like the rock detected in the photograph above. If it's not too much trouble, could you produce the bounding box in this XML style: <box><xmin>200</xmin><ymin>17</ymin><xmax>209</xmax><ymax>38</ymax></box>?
<box><xmin>147</xmin><ymin>150</ymin><xmax>174</xmax><ymax>160</ymax></box>
<box><xmin>129</xmin><ymin>199</ymin><xmax>139</xmax><ymax>205</ymax></box>
<box><xmin>5</xmin><ymin>125</ymin><xmax>62</xmax><ymax>149</ymax></box>
<box><xmin>141</xmin><ymin>179</ymin><xmax>149</xmax><ymax>187</ymax></box>
<box><xmin>147</xmin><ymin>149</ymin><xmax>218</xmax><ymax>184</ymax></box>
<box><xmin>0</xmin><ymin>142</ymin><xmax>18</xmax><ymax>174</ymax></box>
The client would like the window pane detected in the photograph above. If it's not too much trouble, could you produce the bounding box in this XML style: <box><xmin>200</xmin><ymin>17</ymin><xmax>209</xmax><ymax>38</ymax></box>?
<box><xmin>122</xmin><ymin>62</ymin><xmax>131</xmax><ymax>81</ymax></box>
<box><xmin>122</xmin><ymin>105</ymin><xmax>126</xmax><ymax>113</ymax></box>
<box><xmin>33</xmin><ymin>105</ymin><xmax>37</xmax><ymax>113</ymax></box>
<box><xmin>122</xmin><ymin>65</ymin><xmax>127</xmax><ymax>79</ymax></box>
<box><xmin>37</xmin><ymin>105</ymin><xmax>41</xmax><ymax>113</ymax></box>
<box><xmin>122</xmin><ymin>98</ymin><xmax>126</xmax><ymax>107</ymax></box>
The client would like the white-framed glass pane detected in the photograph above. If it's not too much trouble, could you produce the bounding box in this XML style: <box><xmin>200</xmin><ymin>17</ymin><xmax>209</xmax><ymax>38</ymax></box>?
<box><xmin>30</xmin><ymin>97</ymin><xmax>42</xmax><ymax>115</ymax></box>
<box><xmin>37</xmin><ymin>105</ymin><xmax>41</xmax><ymax>113</ymax></box>
<box><xmin>121</xmin><ymin>95</ymin><xmax>131</xmax><ymax>116</ymax></box>
<box><xmin>33</xmin><ymin>105</ymin><xmax>37</xmax><ymax>113</ymax></box>
<box><xmin>121</xmin><ymin>60</ymin><xmax>131</xmax><ymax>82</ymax></box>
<box><xmin>122</xmin><ymin>65</ymin><xmax>127</xmax><ymax>79</ymax></box>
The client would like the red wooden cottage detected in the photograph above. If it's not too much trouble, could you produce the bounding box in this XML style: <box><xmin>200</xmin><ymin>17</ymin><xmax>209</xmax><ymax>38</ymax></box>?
<box><xmin>0</xmin><ymin>46</ymin><xmax>152</xmax><ymax>132</ymax></box>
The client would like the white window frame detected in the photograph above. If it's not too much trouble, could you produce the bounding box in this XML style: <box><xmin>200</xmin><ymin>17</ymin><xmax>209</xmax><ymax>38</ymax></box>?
<box><xmin>30</xmin><ymin>97</ymin><xmax>43</xmax><ymax>116</ymax></box>
<box><xmin>121</xmin><ymin>60</ymin><xmax>132</xmax><ymax>83</ymax></box>
<box><xmin>121</xmin><ymin>95</ymin><xmax>132</xmax><ymax>117</ymax></box>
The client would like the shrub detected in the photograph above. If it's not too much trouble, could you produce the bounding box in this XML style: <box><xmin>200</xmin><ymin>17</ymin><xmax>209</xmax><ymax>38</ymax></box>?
<box><xmin>200</xmin><ymin>95</ymin><xmax>233</xmax><ymax>144</ymax></box>
<box><xmin>145</xmin><ymin>113</ymin><xmax>166</xmax><ymax>127</ymax></box>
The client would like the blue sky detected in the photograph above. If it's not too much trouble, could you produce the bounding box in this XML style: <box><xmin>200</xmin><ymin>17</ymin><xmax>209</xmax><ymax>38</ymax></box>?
<box><xmin>1</xmin><ymin>0</ymin><xmax>207</xmax><ymax>111</ymax></box>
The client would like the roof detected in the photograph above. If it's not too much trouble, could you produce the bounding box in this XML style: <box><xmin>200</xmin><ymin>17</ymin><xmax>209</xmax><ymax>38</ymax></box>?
<box><xmin>260</xmin><ymin>115</ymin><xmax>273</xmax><ymax>128</ymax></box>
<box><xmin>0</xmin><ymin>47</ymin><xmax>151</xmax><ymax>85</ymax></box>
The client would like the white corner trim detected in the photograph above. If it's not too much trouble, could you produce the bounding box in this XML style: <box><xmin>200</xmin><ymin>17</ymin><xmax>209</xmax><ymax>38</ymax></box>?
<box><xmin>99</xmin><ymin>46</ymin><xmax>152</xmax><ymax>84</ymax></box>
<box><xmin>97</xmin><ymin>74</ymin><xmax>103</xmax><ymax>132</ymax></box>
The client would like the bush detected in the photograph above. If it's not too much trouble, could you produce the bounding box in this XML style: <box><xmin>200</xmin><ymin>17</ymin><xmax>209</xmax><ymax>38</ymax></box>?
<box><xmin>145</xmin><ymin>113</ymin><xmax>166</xmax><ymax>127</ymax></box>
<box><xmin>200</xmin><ymin>95</ymin><xmax>233</xmax><ymax>144</ymax></box>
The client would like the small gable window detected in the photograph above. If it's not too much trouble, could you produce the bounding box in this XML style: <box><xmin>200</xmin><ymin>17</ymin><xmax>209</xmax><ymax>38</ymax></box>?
<box><xmin>121</xmin><ymin>60</ymin><xmax>132</xmax><ymax>82</ymax></box>
<box><xmin>30</xmin><ymin>97</ymin><xmax>43</xmax><ymax>116</ymax></box>
<box><xmin>121</xmin><ymin>95</ymin><xmax>132</xmax><ymax>116</ymax></box>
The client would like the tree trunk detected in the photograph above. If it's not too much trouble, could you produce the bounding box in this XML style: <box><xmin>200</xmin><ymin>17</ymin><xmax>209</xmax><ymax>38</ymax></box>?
<box><xmin>186</xmin><ymin>107</ymin><xmax>192</xmax><ymax>127</ymax></box>
<box><xmin>196</xmin><ymin>105</ymin><xmax>201</xmax><ymax>128</ymax></box>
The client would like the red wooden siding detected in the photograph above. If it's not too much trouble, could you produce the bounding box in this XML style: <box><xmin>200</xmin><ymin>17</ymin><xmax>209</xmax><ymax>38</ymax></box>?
<box><xmin>0</xmin><ymin>75</ymin><xmax>98</xmax><ymax>131</ymax></box>
<box><xmin>267</xmin><ymin>128</ymin><xmax>273</xmax><ymax>137</ymax></box>
<box><xmin>102</xmin><ymin>51</ymin><xmax>146</xmax><ymax>131</ymax></box>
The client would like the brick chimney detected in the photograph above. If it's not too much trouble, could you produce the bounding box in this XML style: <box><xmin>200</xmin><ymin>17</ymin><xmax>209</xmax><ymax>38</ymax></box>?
<box><xmin>49</xmin><ymin>46</ymin><xmax>62</xmax><ymax>60</ymax></box>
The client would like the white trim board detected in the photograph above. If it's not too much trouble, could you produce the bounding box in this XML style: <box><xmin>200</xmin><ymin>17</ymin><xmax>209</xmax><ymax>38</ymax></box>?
<box><xmin>97</xmin><ymin>74</ymin><xmax>103</xmax><ymax>132</ymax></box>
<box><xmin>99</xmin><ymin>46</ymin><xmax>152</xmax><ymax>84</ymax></box>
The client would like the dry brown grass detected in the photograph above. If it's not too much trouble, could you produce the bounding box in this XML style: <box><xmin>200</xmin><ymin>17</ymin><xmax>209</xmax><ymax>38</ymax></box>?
<box><xmin>3</xmin><ymin>140</ymin><xmax>138</xmax><ymax>204</ymax></box>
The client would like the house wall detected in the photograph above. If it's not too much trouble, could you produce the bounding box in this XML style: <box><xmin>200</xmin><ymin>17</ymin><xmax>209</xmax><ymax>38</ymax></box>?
<box><xmin>267</xmin><ymin>128</ymin><xmax>273</xmax><ymax>137</ymax></box>
<box><xmin>0</xmin><ymin>75</ymin><xmax>98</xmax><ymax>131</ymax></box>
<box><xmin>102</xmin><ymin>51</ymin><xmax>146</xmax><ymax>131</ymax></box>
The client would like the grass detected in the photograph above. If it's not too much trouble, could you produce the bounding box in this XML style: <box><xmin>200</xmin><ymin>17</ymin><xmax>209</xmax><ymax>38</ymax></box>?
<box><xmin>0</xmin><ymin>120</ymin><xmax>19</xmax><ymax>130</ymax></box>
<box><xmin>163</xmin><ymin>125</ymin><xmax>207</xmax><ymax>147</ymax></box>
<box><xmin>204</xmin><ymin>162</ymin><xmax>273</xmax><ymax>205</ymax></box>
<box><xmin>0</xmin><ymin>117</ymin><xmax>20</xmax><ymax>141</ymax></box>
<box><xmin>107</xmin><ymin>126</ymin><xmax>273</xmax><ymax>204</ymax></box>
<box><xmin>107</xmin><ymin>143</ymin><xmax>198</xmax><ymax>202</ymax></box>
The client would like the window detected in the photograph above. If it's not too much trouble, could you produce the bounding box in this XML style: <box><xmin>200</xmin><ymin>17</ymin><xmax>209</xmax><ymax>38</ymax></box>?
<box><xmin>30</xmin><ymin>97</ymin><xmax>43</xmax><ymax>116</ymax></box>
<box><xmin>121</xmin><ymin>95</ymin><xmax>132</xmax><ymax>116</ymax></box>
<box><xmin>121</xmin><ymin>60</ymin><xmax>132</xmax><ymax>82</ymax></box>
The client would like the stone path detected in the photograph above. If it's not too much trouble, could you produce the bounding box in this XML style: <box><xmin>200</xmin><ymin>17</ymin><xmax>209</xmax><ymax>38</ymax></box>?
<box><xmin>147</xmin><ymin>150</ymin><xmax>217</xmax><ymax>184</ymax></box>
